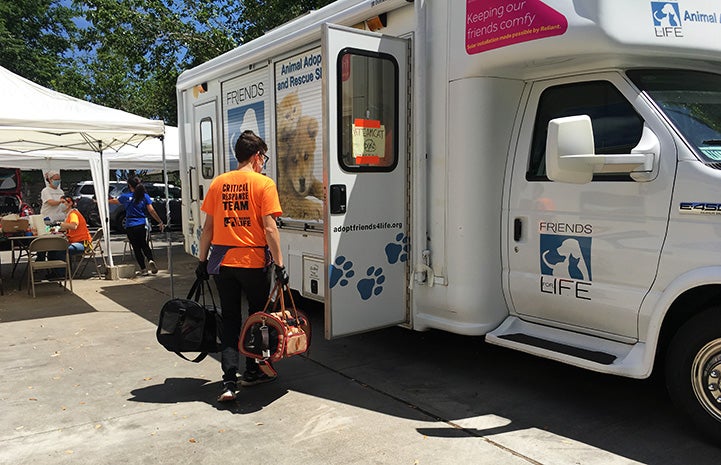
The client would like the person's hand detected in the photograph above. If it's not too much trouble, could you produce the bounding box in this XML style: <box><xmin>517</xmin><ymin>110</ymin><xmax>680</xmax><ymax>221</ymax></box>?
<box><xmin>159</xmin><ymin>223</ymin><xmax>165</xmax><ymax>232</ymax></box>
<box><xmin>195</xmin><ymin>260</ymin><xmax>209</xmax><ymax>280</ymax></box>
<box><xmin>274</xmin><ymin>264</ymin><xmax>289</xmax><ymax>285</ymax></box>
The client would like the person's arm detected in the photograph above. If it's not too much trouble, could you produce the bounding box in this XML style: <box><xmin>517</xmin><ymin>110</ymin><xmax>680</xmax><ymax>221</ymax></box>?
<box><xmin>108</xmin><ymin>198</ymin><xmax>120</xmax><ymax>205</ymax></box>
<box><xmin>59</xmin><ymin>211</ymin><xmax>79</xmax><ymax>231</ymax></box>
<box><xmin>146</xmin><ymin>203</ymin><xmax>165</xmax><ymax>232</ymax></box>
<box><xmin>199</xmin><ymin>214</ymin><xmax>214</xmax><ymax>262</ymax></box>
<box><xmin>263</xmin><ymin>214</ymin><xmax>283</xmax><ymax>268</ymax></box>
<box><xmin>41</xmin><ymin>190</ymin><xmax>62</xmax><ymax>207</ymax></box>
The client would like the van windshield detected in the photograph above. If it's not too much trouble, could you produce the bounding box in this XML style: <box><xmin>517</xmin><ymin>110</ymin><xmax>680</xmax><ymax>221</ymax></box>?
<box><xmin>627</xmin><ymin>69</ymin><xmax>721</xmax><ymax>163</ymax></box>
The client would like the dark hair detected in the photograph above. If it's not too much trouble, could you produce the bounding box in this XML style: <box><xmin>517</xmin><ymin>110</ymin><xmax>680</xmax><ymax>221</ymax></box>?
<box><xmin>60</xmin><ymin>195</ymin><xmax>75</xmax><ymax>207</ymax></box>
<box><xmin>127</xmin><ymin>176</ymin><xmax>146</xmax><ymax>204</ymax></box>
<box><xmin>234</xmin><ymin>130</ymin><xmax>267</xmax><ymax>164</ymax></box>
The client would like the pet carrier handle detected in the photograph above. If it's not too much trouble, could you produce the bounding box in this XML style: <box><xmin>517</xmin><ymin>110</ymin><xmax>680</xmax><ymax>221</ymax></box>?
<box><xmin>187</xmin><ymin>278</ymin><xmax>217</xmax><ymax>310</ymax></box>
<box><xmin>262</xmin><ymin>281</ymin><xmax>300</xmax><ymax>321</ymax></box>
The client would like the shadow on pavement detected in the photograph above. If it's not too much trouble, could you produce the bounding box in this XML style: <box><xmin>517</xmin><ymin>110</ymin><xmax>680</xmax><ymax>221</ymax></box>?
<box><xmin>55</xmin><ymin>247</ymin><xmax>721</xmax><ymax>463</ymax></box>
<box><xmin>0</xmin><ymin>270</ymin><xmax>96</xmax><ymax>323</ymax></box>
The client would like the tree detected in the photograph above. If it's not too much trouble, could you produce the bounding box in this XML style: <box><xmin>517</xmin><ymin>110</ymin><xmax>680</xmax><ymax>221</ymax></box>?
<box><xmin>239</xmin><ymin>0</ymin><xmax>335</xmax><ymax>42</ymax></box>
<box><xmin>0</xmin><ymin>0</ymin><xmax>79</xmax><ymax>89</ymax></box>
<box><xmin>2</xmin><ymin>0</ymin><xmax>337</xmax><ymax>125</ymax></box>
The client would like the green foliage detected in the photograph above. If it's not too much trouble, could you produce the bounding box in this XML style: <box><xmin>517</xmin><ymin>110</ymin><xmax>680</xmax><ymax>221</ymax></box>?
<box><xmin>0</xmin><ymin>0</ymin><xmax>79</xmax><ymax>88</ymax></box>
<box><xmin>239</xmin><ymin>0</ymin><xmax>335</xmax><ymax>42</ymax></box>
<box><xmin>1</xmin><ymin>0</ymin><xmax>337</xmax><ymax>125</ymax></box>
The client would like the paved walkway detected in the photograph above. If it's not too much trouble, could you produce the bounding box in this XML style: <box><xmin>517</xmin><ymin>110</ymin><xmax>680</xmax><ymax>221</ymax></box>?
<box><xmin>1</xmin><ymin>234</ymin><xmax>720</xmax><ymax>464</ymax></box>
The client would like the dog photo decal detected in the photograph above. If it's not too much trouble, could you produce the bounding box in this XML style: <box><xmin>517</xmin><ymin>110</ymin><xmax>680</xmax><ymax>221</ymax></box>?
<box><xmin>540</xmin><ymin>234</ymin><xmax>592</xmax><ymax>282</ymax></box>
<box><xmin>274</xmin><ymin>48</ymin><xmax>324</xmax><ymax>221</ymax></box>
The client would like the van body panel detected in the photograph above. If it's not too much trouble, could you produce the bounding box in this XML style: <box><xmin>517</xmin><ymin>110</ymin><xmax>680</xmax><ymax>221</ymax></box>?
<box><xmin>176</xmin><ymin>0</ymin><xmax>721</xmax><ymax>438</ymax></box>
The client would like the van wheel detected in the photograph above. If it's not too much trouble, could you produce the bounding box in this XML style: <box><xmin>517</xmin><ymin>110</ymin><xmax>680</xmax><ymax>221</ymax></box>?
<box><xmin>666</xmin><ymin>307</ymin><xmax>721</xmax><ymax>442</ymax></box>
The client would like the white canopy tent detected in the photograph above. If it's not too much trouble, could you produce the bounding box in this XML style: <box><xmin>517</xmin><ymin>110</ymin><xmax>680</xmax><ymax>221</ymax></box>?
<box><xmin>0</xmin><ymin>126</ymin><xmax>179</xmax><ymax>171</ymax></box>
<box><xmin>0</xmin><ymin>66</ymin><xmax>174</xmax><ymax>290</ymax></box>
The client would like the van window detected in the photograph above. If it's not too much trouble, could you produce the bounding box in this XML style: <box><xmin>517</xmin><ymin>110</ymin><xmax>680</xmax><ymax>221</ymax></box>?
<box><xmin>528</xmin><ymin>81</ymin><xmax>644</xmax><ymax>181</ymax></box>
<box><xmin>200</xmin><ymin>118</ymin><xmax>215</xmax><ymax>179</ymax></box>
<box><xmin>627</xmin><ymin>69</ymin><xmax>721</xmax><ymax>163</ymax></box>
<box><xmin>337</xmin><ymin>49</ymin><xmax>399</xmax><ymax>172</ymax></box>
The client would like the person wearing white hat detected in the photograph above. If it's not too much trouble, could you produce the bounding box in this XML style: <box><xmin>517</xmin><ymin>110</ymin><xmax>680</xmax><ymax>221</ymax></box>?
<box><xmin>40</xmin><ymin>170</ymin><xmax>66</xmax><ymax>223</ymax></box>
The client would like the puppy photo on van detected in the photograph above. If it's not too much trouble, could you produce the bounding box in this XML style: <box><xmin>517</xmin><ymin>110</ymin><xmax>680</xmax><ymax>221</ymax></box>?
<box><xmin>276</xmin><ymin>91</ymin><xmax>323</xmax><ymax>220</ymax></box>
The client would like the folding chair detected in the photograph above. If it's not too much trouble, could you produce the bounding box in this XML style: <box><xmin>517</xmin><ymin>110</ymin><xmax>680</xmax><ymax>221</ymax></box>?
<box><xmin>27</xmin><ymin>236</ymin><xmax>72</xmax><ymax>298</ymax></box>
<box><xmin>72</xmin><ymin>228</ymin><xmax>107</xmax><ymax>279</ymax></box>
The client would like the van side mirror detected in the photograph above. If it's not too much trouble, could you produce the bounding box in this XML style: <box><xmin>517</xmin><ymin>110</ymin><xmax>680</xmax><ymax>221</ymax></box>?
<box><xmin>545</xmin><ymin>115</ymin><xmax>657</xmax><ymax>184</ymax></box>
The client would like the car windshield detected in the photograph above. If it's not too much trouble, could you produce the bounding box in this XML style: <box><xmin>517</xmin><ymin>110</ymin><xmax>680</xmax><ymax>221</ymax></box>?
<box><xmin>108</xmin><ymin>182</ymin><xmax>125</xmax><ymax>197</ymax></box>
<box><xmin>627</xmin><ymin>69</ymin><xmax>721</xmax><ymax>163</ymax></box>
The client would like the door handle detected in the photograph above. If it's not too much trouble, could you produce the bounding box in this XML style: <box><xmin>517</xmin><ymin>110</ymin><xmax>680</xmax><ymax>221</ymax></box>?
<box><xmin>514</xmin><ymin>218</ymin><xmax>523</xmax><ymax>242</ymax></box>
<box><xmin>188</xmin><ymin>166</ymin><xmax>196</xmax><ymax>202</ymax></box>
<box><xmin>330</xmin><ymin>184</ymin><xmax>346</xmax><ymax>214</ymax></box>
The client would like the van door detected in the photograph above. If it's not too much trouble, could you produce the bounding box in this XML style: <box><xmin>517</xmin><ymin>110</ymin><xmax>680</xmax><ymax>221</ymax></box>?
<box><xmin>506</xmin><ymin>72</ymin><xmax>675</xmax><ymax>339</ymax></box>
<box><xmin>322</xmin><ymin>24</ymin><xmax>410</xmax><ymax>338</ymax></box>
<box><xmin>187</xmin><ymin>100</ymin><xmax>219</xmax><ymax>257</ymax></box>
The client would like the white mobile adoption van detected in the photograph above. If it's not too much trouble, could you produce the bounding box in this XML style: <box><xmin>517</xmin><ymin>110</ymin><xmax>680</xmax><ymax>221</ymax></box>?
<box><xmin>177</xmin><ymin>0</ymin><xmax>721</xmax><ymax>440</ymax></box>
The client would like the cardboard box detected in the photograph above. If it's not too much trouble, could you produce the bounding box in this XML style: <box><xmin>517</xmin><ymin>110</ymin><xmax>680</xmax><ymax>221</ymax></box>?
<box><xmin>1</xmin><ymin>218</ymin><xmax>30</xmax><ymax>234</ymax></box>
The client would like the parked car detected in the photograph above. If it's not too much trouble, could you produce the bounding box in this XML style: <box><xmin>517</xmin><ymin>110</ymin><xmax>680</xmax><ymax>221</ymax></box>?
<box><xmin>69</xmin><ymin>180</ymin><xmax>126</xmax><ymax>200</ymax></box>
<box><xmin>110</xmin><ymin>183</ymin><xmax>182</xmax><ymax>233</ymax></box>
<box><xmin>70</xmin><ymin>181</ymin><xmax>127</xmax><ymax>227</ymax></box>
<box><xmin>0</xmin><ymin>168</ymin><xmax>33</xmax><ymax>217</ymax></box>
<box><xmin>70</xmin><ymin>181</ymin><xmax>181</xmax><ymax>232</ymax></box>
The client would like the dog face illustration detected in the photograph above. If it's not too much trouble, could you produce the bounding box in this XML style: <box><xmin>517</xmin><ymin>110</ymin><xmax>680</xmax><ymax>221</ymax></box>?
<box><xmin>542</xmin><ymin>238</ymin><xmax>590</xmax><ymax>281</ymax></box>
<box><xmin>653</xmin><ymin>2</ymin><xmax>680</xmax><ymax>27</ymax></box>
<box><xmin>283</xmin><ymin>116</ymin><xmax>319</xmax><ymax>196</ymax></box>
<box><xmin>277</xmin><ymin>92</ymin><xmax>302</xmax><ymax>142</ymax></box>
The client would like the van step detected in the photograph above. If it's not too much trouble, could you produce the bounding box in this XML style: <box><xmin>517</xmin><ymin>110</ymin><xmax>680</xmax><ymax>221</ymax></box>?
<box><xmin>497</xmin><ymin>333</ymin><xmax>616</xmax><ymax>365</ymax></box>
<box><xmin>485</xmin><ymin>316</ymin><xmax>646</xmax><ymax>377</ymax></box>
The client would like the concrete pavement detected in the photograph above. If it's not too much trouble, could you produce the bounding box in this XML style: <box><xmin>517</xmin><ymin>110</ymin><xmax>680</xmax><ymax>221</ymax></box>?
<box><xmin>1</xmin><ymin>233</ymin><xmax>720</xmax><ymax>464</ymax></box>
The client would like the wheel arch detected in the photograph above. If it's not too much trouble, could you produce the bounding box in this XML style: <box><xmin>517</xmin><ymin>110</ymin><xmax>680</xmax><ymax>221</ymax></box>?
<box><xmin>655</xmin><ymin>284</ymin><xmax>721</xmax><ymax>373</ymax></box>
<box><xmin>643</xmin><ymin>267</ymin><xmax>721</xmax><ymax>377</ymax></box>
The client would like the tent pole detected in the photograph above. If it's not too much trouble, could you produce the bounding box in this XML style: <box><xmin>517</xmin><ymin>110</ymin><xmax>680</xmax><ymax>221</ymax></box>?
<box><xmin>98</xmin><ymin>142</ymin><xmax>114</xmax><ymax>268</ymax></box>
<box><xmin>161</xmin><ymin>135</ymin><xmax>174</xmax><ymax>299</ymax></box>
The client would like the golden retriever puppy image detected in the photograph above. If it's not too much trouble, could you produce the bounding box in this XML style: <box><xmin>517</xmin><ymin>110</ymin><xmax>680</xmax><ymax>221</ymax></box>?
<box><xmin>277</xmin><ymin>115</ymin><xmax>324</xmax><ymax>220</ymax></box>
<box><xmin>277</xmin><ymin>92</ymin><xmax>302</xmax><ymax>142</ymax></box>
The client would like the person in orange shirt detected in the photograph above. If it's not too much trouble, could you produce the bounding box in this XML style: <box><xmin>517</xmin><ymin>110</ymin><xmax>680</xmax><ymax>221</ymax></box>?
<box><xmin>196</xmin><ymin>130</ymin><xmax>288</xmax><ymax>402</ymax></box>
<box><xmin>47</xmin><ymin>195</ymin><xmax>93</xmax><ymax>274</ymax></box>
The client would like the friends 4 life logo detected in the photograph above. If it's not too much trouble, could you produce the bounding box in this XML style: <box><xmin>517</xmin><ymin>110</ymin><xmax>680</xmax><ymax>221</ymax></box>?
<box><xmin>539</xmin><ymin>234</ymin><xmax>592</xmax><ymax>301</ymax></box>
<box><xmin>651</xmin><ymin>2</ymin><xmax>684</xmax><ymax>37</ymax></box>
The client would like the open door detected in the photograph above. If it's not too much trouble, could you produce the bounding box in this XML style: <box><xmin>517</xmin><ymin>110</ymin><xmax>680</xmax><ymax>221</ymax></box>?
<box><xmin>323</xmin><ymin>24</ymin><xmax>410</xmax><ymax>338</ymax></box>
<box><xmin>186</xmin><ymin>100</ymin><xmax>219</xmax><ymax>257</ymax></box>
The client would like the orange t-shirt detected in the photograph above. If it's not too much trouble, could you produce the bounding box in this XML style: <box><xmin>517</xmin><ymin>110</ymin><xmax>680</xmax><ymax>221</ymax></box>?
<box><xmin>65</xmin><ymin>209</ymin><xmax>92</xmax><ymax>244</ymax></box>
<box><xmin>201</xmin><ymin>170</ymin><xmax>282</xmax><ymax>268</ymax></box>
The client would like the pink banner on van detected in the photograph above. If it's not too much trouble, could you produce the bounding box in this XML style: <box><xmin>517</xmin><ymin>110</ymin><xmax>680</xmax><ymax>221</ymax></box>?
<box><xmin>466</xmin><ymin>0</ymin><xmax>568</xmax><ymax>54</ymax></box>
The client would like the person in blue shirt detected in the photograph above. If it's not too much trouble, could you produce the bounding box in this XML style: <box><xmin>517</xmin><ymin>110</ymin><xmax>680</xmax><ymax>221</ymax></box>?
<box><xmin>110</xmin><ymin>176</ymin><xmax>165</xmax><ymax>276</ymax></box>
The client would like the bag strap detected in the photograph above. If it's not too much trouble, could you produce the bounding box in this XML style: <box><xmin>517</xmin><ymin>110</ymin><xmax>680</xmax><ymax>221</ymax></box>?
<box><xmin>175</xmin><ymin>351</ymin><xmax>208</xmax><ymax>363</ymax></box>
<box><xmin>261</xmin><ymin>281</ymin><xmax>300</xmax><ymax>322</ymax></box>
<box><xmin>186</xmin><ymin>278</ymin><xmax>217</xmax><ymax>311</ymax></box>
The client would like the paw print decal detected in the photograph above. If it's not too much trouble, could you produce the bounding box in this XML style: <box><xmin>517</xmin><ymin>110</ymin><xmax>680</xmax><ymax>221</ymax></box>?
<box><xmin>329</xmin><ymin>256</ymin><xmax>355</xmax><ymax>289</ymax></box>
<box><xmin>357</xmin><ymin>266</ymin><xmax>385</xmax><ymax>300</ymax></box>
<box><xmin>385</xmin><ymin>233</ymin><xmax>409</xmax><ymax>264</ymax></box>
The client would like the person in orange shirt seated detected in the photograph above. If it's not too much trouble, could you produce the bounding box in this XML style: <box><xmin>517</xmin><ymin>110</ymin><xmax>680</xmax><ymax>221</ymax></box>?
<box><xmin>48</xmin><ymin>195</ymin><xmax>92</xmax><ymax>263</ymax></box>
